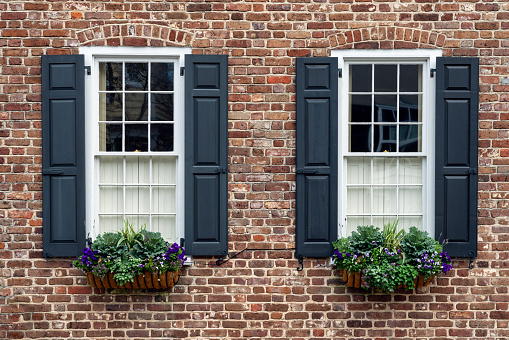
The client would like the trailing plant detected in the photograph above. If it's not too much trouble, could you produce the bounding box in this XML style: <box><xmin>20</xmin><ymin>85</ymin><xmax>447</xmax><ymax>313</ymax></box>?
<box><xmin>72</xmin><ymin>221</ymin><xmax>186</xmax><ymax>288</ymax></box>
<box><xmin>333</xmin><ymin>223</ymin><xmax>452</xmax><ymax>292</ymax></box>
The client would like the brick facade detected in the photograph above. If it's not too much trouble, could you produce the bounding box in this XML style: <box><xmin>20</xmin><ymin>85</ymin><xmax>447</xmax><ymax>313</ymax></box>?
<box><xmin>1</xmin><ymin>0</ymin><xmax>508</xmax><ymax>339</ymax></box>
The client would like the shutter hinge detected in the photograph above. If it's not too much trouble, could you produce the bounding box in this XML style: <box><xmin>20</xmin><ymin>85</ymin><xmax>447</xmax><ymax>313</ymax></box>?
<box><xmin>85</xmin><ymin>66</ymin><xmax>91</xmax><ymax>75</ymax></box>
<box><xmin>180</xmin><ymin>67</ymin><xmax>185</xmax><ymax>76</ymax></box>
<box><xmin>180</xmin><ymin>238</ymin><xmax>185</xmax><ymax>248</ymax></box>
<box><xmin>466</xmin><ymin>168</ymin><xmax>478</xmax><ymax>175</ymax></box>
<box><xmin>297</xmin><ymin>254</ymin><xmax>304</xmax><ymax>271</ymax></box>
<box><xmin>44</xmin><ymin>252</ymin><xmax>53</xmax><ymax>258</ymax></box>
<box><xmin>338</xmin><ymin>68</ymin><xmax>342</xmax><ymax>78</ymax></box>
<box><xmin>215</xmin><ymin>168</ymin><xmax>227</xmax><ymax>174</ymax></box>
<box><xmin>430</xmin><ymin>68</ymin><xmax>436</xmax><ymax>78</ymax></box>
<box><xmin>468</xmin><ymin>250</ymin><xmax>476</xmax><ymax>269</ymax></box>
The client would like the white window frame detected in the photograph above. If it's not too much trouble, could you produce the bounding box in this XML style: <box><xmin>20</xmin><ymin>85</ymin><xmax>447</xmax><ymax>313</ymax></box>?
<box><xmin>81</xmin><ymin>46</ymin><xmax>191</xmax><ymax>242</ymax></box>
<box><xmin>332</xmin><ymin>49</ymin><xmax>442</xmax><ymax>238</ymax></box>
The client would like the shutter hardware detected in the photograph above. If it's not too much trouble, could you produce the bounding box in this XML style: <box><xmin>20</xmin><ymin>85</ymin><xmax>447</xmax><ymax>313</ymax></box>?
<box><xmin>42</xmin><ymin>169</ymin><xmax>64</xmax><ymax>175</ymax></box>
<box><xmin>468</xmin><ymin>250</ymin><xmax>475</xmax><ymax>269</ymax></box>
<box><xmin>338</xmin><ymin>68</ymin><xmax>342</xmax><ymax>78</ymax></box>
<box><xmin>180</xmin><ymin>67</ymin><xmax>185</xmax><ymax>76</ymax></box>
<box><xmin>430</xmin><ymin>68</ymin><xmax>436</xmax><ymax>77</ymax></box>
<box><xmin>215</xmin><ymin>168</ymin><xmax>227</xmax><ymax>174</ymax></box>
<box><xmin>296</xmin><ymin>169</ymin><xmax>317</xmax><ymax>174</ymax></box>
<box><xmin>466</xmin><ymin>168</ymin><xmax>478</xmax><ymax>175</ymax></box>
<box><xmin>84</xmin><ymin>66</ymin><xmax>91</xmax><ymax>75</ymax></box>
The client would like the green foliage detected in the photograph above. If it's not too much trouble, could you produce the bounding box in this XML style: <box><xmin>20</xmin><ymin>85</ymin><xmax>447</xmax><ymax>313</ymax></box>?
<box><xmin>400</xmin><ymin>226</ymin><xmax>438</xmax><ymax>262</ymax></box>
<box><xmin>332</xmin><ymin>237</ymin><xmax>350</xmax><ymax>254</ymax></box>
<box><xmin>110</xmin><ymin>256</ymin><xmax>143</xmax><ymax>287</ymax></box>
<box><xmin>91</xmin><ymin>232</ymin><xmax>126</xmax><ymax>259</ymax></box>
<box><xmin>348</xmin><ymin>225</ymin><xmax>383</xmax><ymax>255</ymax></box>
<box><xmin>382</xmin><ymin>219</ymin><xmax>405</xmax><ymax>252</ymax></box>
<box><xmin>131</xmin><ymin>230</ymin><xmax>168</xmax><ymax>259</ymax></box>
<box><xmin>117</xmin><ymin>220</ymin><xmax>145</xmax><ymax>250</ymax></box>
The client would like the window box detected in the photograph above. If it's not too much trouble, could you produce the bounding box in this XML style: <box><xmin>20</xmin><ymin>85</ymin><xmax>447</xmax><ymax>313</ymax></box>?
<box><xmin>86</xmin><ymin>271</ymin><xmax>180</xmax><ymax>290</ymax></box>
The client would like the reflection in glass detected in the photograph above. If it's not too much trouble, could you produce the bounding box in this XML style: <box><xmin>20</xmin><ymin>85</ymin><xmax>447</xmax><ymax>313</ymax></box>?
<box><xmin>125</xmin><ymin>63</ymin><xmax>148</xmax><ymax>91</ymax></box>
<box><xmin>374</xmin><ymin>65</ymin><xmax>397</xmax><ymax>92</ymax></box>
<box><xmin>399</xmin><ymin>95</ymin><xmax>421</xmax><ymax>122</ymax></box>
<box><xmin>99</xmin><ymin>62</ymin><xmax>122</xmax><ymax>91</ymax></box>
<box><xmin>101</xmin><ymin>123</ymin><xmax>123</xmax><ymax>152</ymax></box>
<box><xmin>350</xmin><ymin>65</ymin><xmax>372</xmax><ymax>92</ymax></box>
<box><xmin>151</xmin><ymin>93</ymin><xmax>174</xmax><ymax>121</ymax></box>
<box><xmin>125</xmin><ymin>93</ymin><xmax>148</xmax><ymax>121</ymax></box>
<box><xmin>151</xmin><ymin>124</ymin><xmax>174</xmax><ymax>151</ymax></box>
<box><xmin>374</xmin><ymin>125</ymin><xmax>396</xmax><ymax>152</ymax></box>
<box><xmin>350</xmin><ymin>125</ymin><xmax>371</xmax><ymax>152</ymax></box>
<box><xmin>400</xmin><ymin>65</ymin><xmax>422</xmax><ymax>92</ymax></box>
<box><xmin>350</xmin><ymin>95</ymin><xmax>371</xmax><ymax>122</ymax></box>
<box><xmin>374</xmin><ymin>95</ymin><xmax>397</xmax><ymax>122</ymax></box>
<box><xmin>125</xmin><ymin>124</ymin><xmax>148</xmax><ymax>152</ymax></box>
<box><xmin>151</xmin><ymin>63</ymin><xmax>174</xmax><ymax>91</ymax></box>
<box><xmin>99</xmin><ymin>93</ymin><xmax>123</xmax><ymax>121</ymax></box>
<box><xmin>399</xmin><ymin>125</ymin><xmax>421</xmax><ymax>152</ymax></box>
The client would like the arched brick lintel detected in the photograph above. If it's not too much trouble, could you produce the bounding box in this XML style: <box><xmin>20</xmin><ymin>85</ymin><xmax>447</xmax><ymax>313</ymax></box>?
<box><xmin>329</xmin><ymin>26</ymin><xmax>447</xmax><ymax>50</ymax></box>
<box><xmin>77</xmin><ymin>24</ymin><xmax>194</xmax><ymax>47</ymax></box>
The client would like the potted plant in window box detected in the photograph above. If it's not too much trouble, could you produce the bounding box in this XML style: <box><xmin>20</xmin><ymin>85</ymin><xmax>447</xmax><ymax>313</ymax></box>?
<box><xmin>72</xmin><ymin>221</ymin><xmax>186</xmax><ymax>290</ymax></box>
<box><xmin>333</xmin><ymin>221</ymin><xmax>452</xmax><ymax>292</ymax></box>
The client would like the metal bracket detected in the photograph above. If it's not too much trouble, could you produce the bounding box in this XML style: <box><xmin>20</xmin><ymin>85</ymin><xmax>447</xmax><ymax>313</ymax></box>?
<box><xmin>180</xmin><ymin>238</ymin><xmax>185</xmax><ymax>248</ymax></box>
<box><xmin>180</xmin><ymin>67</ymin><xmax>185</xmax><ymax>76</ymax></box>
<box><xmin>430</xmin><ymin>68</ymin><xmax>436</xmax><ymax>78</ymax></box>
<box><xmin>85</xmin><ymin>66</ymin><xmax>91</xmax><ymax>75</ymax></box>
<box><xmin>338</xmin><ymin>68</ymin><xmax>342</xmax><ymax>78</ymax></box>
<box><xmin>468</xmin><ymin>250</ymin><xmax>475</xmax><ymax>269</ymax></box>
<box><xmin>297</xmin><ymin>255</ymin><xmax>304</xmax><ymax>271</ymax></box>
<box><xmin>215</xmin><ymin>168</ymin><xmax>227</xmax><ymax>174</ymax></box>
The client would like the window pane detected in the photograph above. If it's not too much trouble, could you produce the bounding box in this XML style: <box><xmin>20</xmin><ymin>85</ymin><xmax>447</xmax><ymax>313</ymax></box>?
<box><xmin>125</xmin><ymin>124</ymin><xmax>148</xmax><ymax>152</ymax></box>
<box><xmin>152</xmin><ymin>215</ymin><xmax>176</xmax><ymax>241</ymax></box>
<box><xmin>372</xmin><ymin>216</ymin><xmax>398</xmax><ymax>229</ymax></box>
<box><xmin>153</xmin><ymin>157</ymin><xmax>176</xmax><ymax>184</ymax></box>
<box><xmin>350</xmin><ymin>95</ymin><xmax>371</xmax><ymax>122</ymax></box>
<box><xmin>400</xmin><ymin>64</ymin><xmax>422</xmax><ymax>92</ymax></box>
<box><xmin>125</xmin><ymin>93</ymin><xmax>148</xmax><ymax>121</ymax></box>
<box><xmin>399</xmin><ymin>95</ymin><xmax>421</xmax><ymax>123</ymax></box>
<box><xmin>399</xmin><ymin>125</ymin><xmax>421</xmax><ymax>152</ymax></box>
<box><xmin>373</xmin><ymin>187</ymin><xmax>396</xmax><ymax>214</ymax></box>
<box><xmin>99</xmin><ymin>156</ymin><xmax>123</xmax><ymax>183</ymax></box>
<box><xmin>374</xmin><ymin>125</ymin><xmax>396</xmax><ymax>152</ymax></box>
<box><xmin>373</xmin><ymin>157</ymin><xmax>397</xmax><ymax>184</ymax></box>
<box><xmin>126</xmin><ymin>157</ymin><xmax>150</xmax><ymax>183</ymax></box>
<box><xmin>374</xmin><ymin>95</ymin><xmax>397</xmax><ymax>122</ymax></box>
<box><xmin>374</xmin><ymin>65</ymin><xmax>397</xmax><ymax>92</ymax></box>
<box><xmin>399</xmin><ymin>186</ymin><xmax>422</xmax><ymax>214</ymax></box>
<box><xmin>151</xmin><ymin>63</ymin><xmax>174</xmax><ymax>91</ymax></box>
<box><xmin>99</xmin><ymin>186</ymin><xmax>123</xmax><ymax>213</ymax></box>
<box><xmin>98</xmin><ymin>215</ymin><xmax>123</xmax><ymax>234</ymax></box>
<box><xmin>125</xmin><ymin>215</ymin><xmax>150</xmax><ymax>229</ymax></box>
<box><xmin>99</xmin><ymin>62</ymin><xmax>122</xmax><ymax>91</ymax></box>
<box><xmin>399</xmin><ymin>216</ymin><xmax>423</xmax><ymax>230</ymax></box>
<box><xmin>152</xmin><ymin>187</ymin><xmax>176</xmax><ymax>213</ymax></box>
<box><xmin>151</xmin><ymin>124</ymin><xmax>174</xmax><ymax>152</ymax></box>
<box><xmin>125</xmin><ymin>186</ymin><xmax>150</xmax><ymax>213</ymax></box>
<box><xmin>347</xmin><ymin>187</ymin><xmax>370</xmax><ymax>214</ymax></box>
<box><xmin>151</xmin><ymin>93</ymin><xmax>174</xmax><ymax>121</ymax></box>
<box><xmin>399</xmin><ymin>157</ymin><xmax>422</xmax><ymax>184</ymax></box>
<box><xmin>347</xmin><ymin>157</ymin><xmax>370</xmax><ymax>184</ymax></box>
<box><xmin>125</xmin><ymin>63</ymin><xmax>148</xmax><ymax>91</ymax></box>
<box><xmin>99</xmin><ymin>93</ymin><xmax>123</xmax><ymax>121</ymax></box>
<box><xmin>350</xmin><ymin>125</ymin><xmax>371</xmax><ymax>152</ymax></box>
<box><xmin>100</xmin><ymin>123</ymin><xmax>122</xmax><ymax>152</ymax></box>
<box><xmin>350</xmin><ymin>65</ymin><xmax>372</xmax><ymax>92</ymax></box>
<box><xmin>346</xmin><ymin>216</ymin><xmax>371</xmax><ymax>235</ymax></box>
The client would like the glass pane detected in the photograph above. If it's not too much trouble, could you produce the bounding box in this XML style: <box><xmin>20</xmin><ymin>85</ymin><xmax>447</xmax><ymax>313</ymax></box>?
<box><xmin>151</xmin><ymin>94</ymin><xmax>174</xmax><ymax>121</ymax></box>
<box><xmin>346</xmin><ymin>216</ymin><xmax>371</xmax><ymax>235</ymax></box>
<box><xmin>99</xmin><ymin>62</ymin><xmax>122</xmax><ymax>91</ymax></box>
<box><xmin>350</xmin><ymin>125</ymin><xmax>371</xmax><ymax>152</ymax></box>
<box><xmin>125</xmin><ymin>63</ymin><xmax>148</xmax><ymax>91</ymax></box>
<box><xmin>125</xmin><ymin>124</ymin><xmax>148</xmax><ymax>152</ymax></box>
<box><xmin>152</xmin><ymin>187</ymin><xmax>176</xmax><ymax>213</ymax></box>
<box><xmin>99</xmin><ymin>186</ymin><xmax>123</xmax><ymax>213</ymax></box>
<box><xmin>125</xmin><ymin>215</ymin><xmax>150</xmax><ymax>230</ymax></box>
<box><xmin>126</xmin><ymin>157</ymin><xmax>150</xmax><ymax>183</ymax></box>
<box><xmin>398</xmin><ymin>216</ymin><xmax>423</xmax><ymax>230</ymax></box>
<box><xmin>399</xmin><ymin>95</ymin><xmax>421</xmax><ymax>122</ymax></box>
<box><xmin>153</xmin><ymin>157</ymin><xmax>176</xmax><ymax>184</ymax></box>
<box><xmin>399</xmin><ymin>125</ymin><xmax>421</xmax><ymax>152</ymax></box>
<box><xmin>399</xmin><ymin>157</ymin><xmax>423</xmax><ymax>184</ymax></box>
<box><xmin>399</xmin><ymin>186</ymin><xmax>422</xmax><ymax>214</ymax></box>
<box><xmin>373</xmin><ymin>187</ymin><xmax>397</xmax><ymax>214</ymax></box>
<box><xmin>125</xmin><ymin>93</ymin><xmax>148</xmax><ymax>121</ymax></box>
<box><xmin>374</xmin><ymin>65</ymin><xmax>397</xmax><ymax>92</ymax></box>
<box><xmin>151</xmin><ymin>63</ymin><xmax>174</xmax><ymax>91</ymax></box>
<box><xmin>151</xmin><ymin>124</ymin><xmax>174</xmax><ymax>152</ymax></box>
<box><xmin>152</xmin><ymin>215</ymin><xmax>176</xmax><ymax>241</ymax></box>
<box><xmin>350</xmin><ymin>95</ymin><xmax>371</xmax><ymax>122</ymax></box>
<box><xmin>374</xmin><ymin>125</ymin><xmax>396</xmax><ymax>152</ymax></box>
<box><xmin>373</xmin><ymin>157</ymin><xmax>397</xmax><ymax>184</ymax></box>
<box><xmin>347</xmin><ymin>157</ymin><xmax>370</xmax><ymax>185</ymax></box>
<box><xmin>125</xmin><ymin>187</ymin><xmax>150</xmax><ymax>213</ymax></box>
<box><xmin>99</xmin><ymin>93</ymin><xmax>123</xmax><ymax>121</ymax></box>
<box><xmin>374</xmin><ymin>95</ymin><xmax>397</xmax><ymax>122</ymax></box>
<box><xmin>100</xmin><ymin>123</ymin><xmax>123</xmax><ymax>152</ymax></box>
<box><xmin>347</xmin><ymin>187</ymin><xmax>370</xmax><ymax>214</ymax></box>
<box><xmin>350</xmin><ymin>65</ymin><xmax>372</xmax><ymax>92</ymax></box>
<box><xmin>98</xmin><ymin>215</ymin><xmax>123</xmax><ymax>234</ymax></box>
<box><xmin>99</xmin><ymin>156</ymin><xmax>123</xmax><ymax>183</ymax></box>
<box><xmin>372</xmin><ymin>216</ymin><xmax>398</xmax><ymax>229</ymax></box>
<box><xmin>400</xmin><ymin>64</ymin><xmax>422</xmax><ymax>92</ymax></box>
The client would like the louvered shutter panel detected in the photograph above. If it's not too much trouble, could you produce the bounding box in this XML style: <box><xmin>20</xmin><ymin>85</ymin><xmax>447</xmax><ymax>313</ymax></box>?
<box><xmin>435</xmin><ymin>57</ymin><xmax>479</xmax><ymax>258</ymax></box>
<box><xmin>185</xmin><ymin>55</ymin><xmax>228</xmax><ymax>256</ymax></box>
<box><xmin>42</xmin><ymin>55</ymin><xmax>86</xmax><ymax>257</ymax></box>
<box><xmin>295</xmin><ymin>57</ymin><xmax>338</xmax><ymax>258</ymax></box>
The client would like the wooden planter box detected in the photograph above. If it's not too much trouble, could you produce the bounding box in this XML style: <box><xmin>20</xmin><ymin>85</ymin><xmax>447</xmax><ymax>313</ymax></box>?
<box><xmin>86</xmin><ymin>271</ymin><xmax>180</xmax><ymax>289</ymax></box>
<box><xmin>341</xmin><ymin>269</ymin><xmax>434</xmax><ymax>290</ymax></box>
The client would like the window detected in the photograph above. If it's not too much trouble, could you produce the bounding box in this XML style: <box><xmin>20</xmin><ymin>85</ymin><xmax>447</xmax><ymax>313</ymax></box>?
<box><xmin>42</xmin><ymin>50</ymin><xmax>228</xmax><ymax>257</ymax></box>
<box><xmin>335</xmin><ymin>50</ymin><xmax>440</xmax><ymax>237</ymax></box>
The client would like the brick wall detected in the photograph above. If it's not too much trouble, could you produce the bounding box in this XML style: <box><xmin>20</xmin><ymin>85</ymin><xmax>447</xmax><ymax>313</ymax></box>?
<box><xmin>1</xmin><ymin>0</ymin><xmax>508</xmax><ymax>339</ymax></box>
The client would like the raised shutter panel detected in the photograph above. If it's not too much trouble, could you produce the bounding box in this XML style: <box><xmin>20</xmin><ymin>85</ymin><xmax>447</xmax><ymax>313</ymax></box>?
<box><xmin>185</xmin><ymin>55</ymin><xmax>228</xmax><ymax>256</ymax></box>
<box><xmin>435</xmin><ymin>57</ymin><xmax>479</xmax><ymax>258</ymax></box>
<box><xmin>42</xmin><ymin>55</ymin><xmax>86</xmax><ymax>257</ymax></box>
<box><xmin>295</xmin><ymin>57</ymin><xmax>338</xmax><ymax>258</ymax></box>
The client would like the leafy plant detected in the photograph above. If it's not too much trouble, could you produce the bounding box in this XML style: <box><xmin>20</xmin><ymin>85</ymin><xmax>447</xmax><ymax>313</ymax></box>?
<box><xmin>400</xmin><ymin>226</ymin><xmax>438</xmax><ymax>262</ymax></box>
<box><xmin>348</xmin><ymin>225</ymin><xmax>383</xmax><ymax>255</ymax></box>
<box><xmin>117</xmin><ymin>219</ymin><xmax>145</xmax><ymax>251</ymax></box>
<box><xmin>382</xmin><ymin>219</ymin><xmax>405</xmax><ymax>252</ymax></box>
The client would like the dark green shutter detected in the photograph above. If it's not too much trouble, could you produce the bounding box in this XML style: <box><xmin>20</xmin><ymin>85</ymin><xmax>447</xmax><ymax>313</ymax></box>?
<box><xmin>185</xmin><ymin>55</ymin><xmax>228</xmax><ymax>256</ymax></box>
<box><xmin>435</xmin><ymin>57</ymin><xmax>479</xmax><ymax>258</ymax></box>
<box><xmin>295</xmin><ymin>57</ymin><xmax>338</xmax><ymax>258</ymax></box>
<box><xmin>42</xmin><ymin>55</ymin><xmax>86</xmax><ymax>257</ymax></box>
